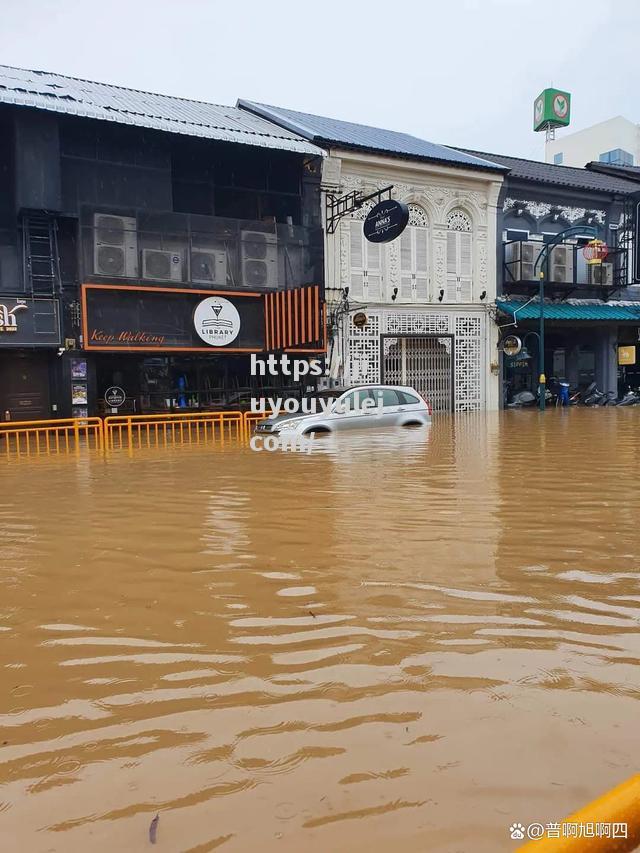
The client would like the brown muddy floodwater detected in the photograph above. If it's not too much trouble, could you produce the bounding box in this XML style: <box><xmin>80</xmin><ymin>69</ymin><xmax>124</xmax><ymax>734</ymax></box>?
<box><xmin>1</xmin><ymin>409</ymin><xmax>640</xmax><ymax>853</ymax></box>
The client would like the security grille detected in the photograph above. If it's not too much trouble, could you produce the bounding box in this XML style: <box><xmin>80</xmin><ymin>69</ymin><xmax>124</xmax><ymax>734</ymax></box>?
<box><xmin>382</xmin><ymin>335</ymin><xmax>453</xmax><ymax>412</ymax></box>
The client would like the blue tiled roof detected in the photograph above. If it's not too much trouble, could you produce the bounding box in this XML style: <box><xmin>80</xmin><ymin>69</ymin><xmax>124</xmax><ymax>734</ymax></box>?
<box><xmin>0</xmin><ymin>65</ymin><xmax>323</xmax><ymax>155</ymax></box>
<box><xmin>238</xmin><ymin>101</ymin><xmax>507</xmax><ymax>172</ymax></box>
<box><xmin>497</xmin><ymin>299</ymin><xmax>640</xmax><ymax>321</ymax></box>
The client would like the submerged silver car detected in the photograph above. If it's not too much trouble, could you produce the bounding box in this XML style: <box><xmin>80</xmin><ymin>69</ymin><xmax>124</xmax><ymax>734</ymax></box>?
<box><xmin>254</xmin><ymin>385</ymin><xmax>432</xmax><ymax>436</ymax></box>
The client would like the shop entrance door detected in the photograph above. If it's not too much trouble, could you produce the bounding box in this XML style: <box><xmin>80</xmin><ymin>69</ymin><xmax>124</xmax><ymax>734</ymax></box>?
<box><xmin>381</xmin><ymin>335</ymin><xmax>454</xmax><ymax>413</ymax></box>
<box><xmin>0</xmin><ymin>353</ymin><xmax>51</xmax><ymax>420</ymax></box>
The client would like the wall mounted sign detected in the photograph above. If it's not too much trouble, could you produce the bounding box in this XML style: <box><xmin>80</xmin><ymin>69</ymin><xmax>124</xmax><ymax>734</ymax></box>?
<box><xmin>502</xmin><ymin>335</ymin><xmax>523</xmax><ymax>357</ymax></box>
<box><xmin>353</xmin><ymin>311</ymin><xmax>368</xmax><ymax>328</ymax></box>
<box><xmin>193</xmin><ymin>296</ymin><xmax>241</xmax><ymax>346</ymax></box>
<box><xmin>104</xmin><ymin>386</ymin><xmax>126</xmax><ymax>407</ymax></box>
<box><xmin>70</xmin><ymin>358</ymin><xmax>87</xmax><ymax>379</ymax></box>
<box><xmin>0</xmin><ymin>298</ymin><xmax>61</xmax><ymax>347</ymax></box>
<box><xmin>363</xmin><ymin>200</ymin><xmax>409</xmax><ymax>244</ymax></box>
<box><xmin>81</xmin><ymin>284</ymin><xmax>265</xmax><ymax>352</ymax></box>
<box><xmin>618</xmin><ymin>345</ymin><xmax>636</xmax><ymax>366</ymax></box>
<box><xmin>71</xmin><ymin>383</ymin><xmax>88</xmax><ymax>405</ymax></box>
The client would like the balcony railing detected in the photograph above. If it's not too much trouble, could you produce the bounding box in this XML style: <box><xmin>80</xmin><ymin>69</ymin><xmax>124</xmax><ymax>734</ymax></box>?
<box><xmin>503</xmin><ymin>239</ymin><xmax>625</xmax><ymax>291</ymax></box>
<box><xmin>82</xmin><ymin>210</ymin><xmax>322</xmax><ymax>292</ymax></box>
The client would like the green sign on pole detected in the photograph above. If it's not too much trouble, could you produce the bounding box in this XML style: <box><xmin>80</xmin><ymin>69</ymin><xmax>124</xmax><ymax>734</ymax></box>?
<box><xmin>533</xmin><ymin>89</ymin><xmax>571</xmax><ymax>132</ymax></box>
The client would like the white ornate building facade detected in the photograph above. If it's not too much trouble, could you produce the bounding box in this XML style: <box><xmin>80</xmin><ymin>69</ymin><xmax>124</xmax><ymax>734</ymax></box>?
<box><xmin>324</xmin><ymin>150</ymin><xmax>505</xmax><ymax>411</ymax></box>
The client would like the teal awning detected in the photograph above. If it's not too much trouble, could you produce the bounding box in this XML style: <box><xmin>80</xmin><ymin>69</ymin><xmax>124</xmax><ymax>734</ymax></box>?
<box><xmin>496</xmin><ymin>300</ymin><xmax>640</xmax><ymax>321</ymax></box>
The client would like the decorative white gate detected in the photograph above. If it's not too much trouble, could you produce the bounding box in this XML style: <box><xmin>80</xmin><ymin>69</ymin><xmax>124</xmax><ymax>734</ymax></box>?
<box><xmin>382</xmin><ymin>335</ymin><xmax>454</xmax><ymax>412</ymax></box>
<box><xmin>343</xmin><ymin>309</ymin><xmax>485</xmax><ymax>412</ymax></box>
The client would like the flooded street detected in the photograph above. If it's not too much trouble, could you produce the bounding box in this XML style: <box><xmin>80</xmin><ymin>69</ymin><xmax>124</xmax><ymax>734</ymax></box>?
<box><xmin>1</xmin><ymin>409</ymin><xmax>640</xmax><ymax>853</ymax></box>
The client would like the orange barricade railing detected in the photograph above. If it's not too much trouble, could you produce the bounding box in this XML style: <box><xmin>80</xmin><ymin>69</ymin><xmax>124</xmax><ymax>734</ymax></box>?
<box><xmin>0</xmin><ymin>417</ymin><xmax>104</xmax><ymax>457</ymax></box>
<box><xmin>242</xmin><ymin>409</ymin><xmax>273</xmax><ymax>438</ymax></box>
<box><xmin>103</xmin><ymin>411</ymin><xmax>244</xmax><ymax>451</ymax></box>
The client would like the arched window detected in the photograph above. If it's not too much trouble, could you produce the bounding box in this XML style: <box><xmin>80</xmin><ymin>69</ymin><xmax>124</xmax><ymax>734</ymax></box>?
<box><xmin>399</xmin><ymin>204</ymin><xmax>429</xmax><ymax>302</ymax></box>
<box><xmin>446</xmin><ymin>209</ymin><xmax>472</xmax><ymax>302</ymax></box>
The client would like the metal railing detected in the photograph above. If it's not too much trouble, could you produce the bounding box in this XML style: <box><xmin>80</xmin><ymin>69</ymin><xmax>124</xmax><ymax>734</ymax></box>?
<box><xmin>0</xmin><ymin>417</ymin><xmax>103</xmax><ymax>457</ymax></box>
<box><xmin>0</xmin><ymin>410</ymin><xmax>278</xmax><ymax>458</ymax></box>
<box><xmin>503</xmin><ymin>239</ymin><xmax>625</xmax><ymax>290</ymax></box>
<box><xmin>243</xmin><ymin>410</ymin><xmax>272</xmax><ymax>434</ymax></box>
<box><xmin>103</xmin><ymin>411</ymin><xmax>245</xmax><ymax>451</ymax></box>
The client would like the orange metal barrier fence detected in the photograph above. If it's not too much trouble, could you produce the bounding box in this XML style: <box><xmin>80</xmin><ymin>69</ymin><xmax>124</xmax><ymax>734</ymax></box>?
<box><xmin>243</xmin><ymin>410</ymin><xmax>272</xmax><ymax>436</ymax></box>
<box><xmin>0</xmin><ymin>417</ymin><xmax>104</xmax><ymax>457</ymax></box>
<box><xmin>103</xmin><ymin>411</ymin><xmax>244</xmax><ymax>451</ymax></box>
<box><xmin>0</xmin><ymin>410</ymin><xmax>275</xmax><ymax>457</ymax></box>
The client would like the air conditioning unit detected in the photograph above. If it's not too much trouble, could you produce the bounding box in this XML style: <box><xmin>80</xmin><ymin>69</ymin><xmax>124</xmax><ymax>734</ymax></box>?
<box><xmin>549</xmin><ymin>245</ymin><xmax>574</xmax><ymax>283</ymax></box>
<box><xmin>93</xmin><ymin>214</ymin><xmax>138</xmax><ymax>278</ymax></box>
<box><xmin>142</xmin><ymin>249</ymin><xmax>183</xmax><ymax>282</ymax></box>
<box><xmin>191</xmin><ymin>248</ymin><xmax>227</xmax><ymax>286</ymax></box>
<box><xmin>240</xmin><ymin>231</ymin><xmax>278</xmax><ymax>289</ymax></box>
<box><xmin>504</xmin><ymin>240</ymin><xmax>543</xmax><ymax>280</ymax></box>
<box><xmin>588</xmin><ymin>263</ymin><xmax>614</xmax><ymax>286</ymax></box>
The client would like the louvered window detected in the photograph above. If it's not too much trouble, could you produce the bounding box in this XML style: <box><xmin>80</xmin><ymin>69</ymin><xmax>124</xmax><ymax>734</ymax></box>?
<box><xmin>446</xmin><ymin>210</ymin><xmax>473</xmax><ymax>302</ymax></box>
<box><xmin>349</xmin><ymin>219</ymin><xmax>383</xmax><ymax>302</ymax></box>
<box><xmin>398</xmin><ymin>205</ymin><xmax>429</xmax><ymax>303</ymax></box>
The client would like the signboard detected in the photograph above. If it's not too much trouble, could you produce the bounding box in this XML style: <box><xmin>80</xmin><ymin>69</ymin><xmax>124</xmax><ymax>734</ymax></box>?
<box><xmin>618</xmin><ymin>345</ymin><xmax>636</xmax><ymax>366</ymax></box>
<box><xmin>0</xmin><ymin>298</ymin><xmax>61</xmax><ymax>347</ymax></box>
<box><xmin>104</xmin><ymin>386</ymin><xmax>126</xmax><ymax>407</ymax></box>
<box><xmin>533</xmin><ymin>88</ymin><xmax>571</xmax><ymax>132</ymax></box>
<box><xmin>193</xmin><ymin>297</ymin><xmax>241</xmax><ymax>346</ymax></box>
<box><xmin>502</xmin><ymin>335</ymin><xmax>523</xmax><ymax>357</ymax></box>
<box><xmin>363</xmin><ymin>200</ymin><xmax>409</xmax><ymax>243</ymax></box>
<box><xmin>82</xmin><ymin>285</ymin><xmax>265</xmax><ymax>352</ymax></box>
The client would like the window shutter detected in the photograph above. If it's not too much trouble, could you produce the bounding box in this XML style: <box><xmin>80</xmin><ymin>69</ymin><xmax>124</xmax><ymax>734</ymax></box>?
<box><xmin>459</xmin><ymin>231</ymin><xmax>473</xmax><ymax>301</ymax></box>
<box><xmin>414</xmin><ymin>228</ymin><xmax>429</xmax><ymax>301</ymax></box>
<box><xmin>446</xmin><ymin>231</ymin><xmax>459</xmax><ymax>301</ymax></box>
<box><xmin>366</xmin><ymin>240</ymin><xmax>382</xmax><ymax>300</ymax></box>
<box><xmin>399</xmin><ymin>229</ymin><xmax>413</xmax><ymax>300</ymax></box>
<box><xmin>350</xmin><ymin>221</ymin><xmax>365</xmax><ymax>300</ymax></box>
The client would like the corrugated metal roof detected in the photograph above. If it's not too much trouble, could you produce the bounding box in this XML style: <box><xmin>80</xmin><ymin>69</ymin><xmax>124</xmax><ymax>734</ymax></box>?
<box><xmin>457</xmin><ymin>148</ymin><xmax>640</xmax><ymax>195</ymax></box>
<box><xmin>497</xmin><ymin>299</ymin><xmax>640</xmax><ymax>321</ymax></box>
<box><xmin>0</xmin><ymin>65</ymin><xmax>323</xmax><ymax>155</ymax></box>
<box><xmin>238</xmin><ymin>100</ymin><xmax>507</xmax><ymax>173</ymax></box>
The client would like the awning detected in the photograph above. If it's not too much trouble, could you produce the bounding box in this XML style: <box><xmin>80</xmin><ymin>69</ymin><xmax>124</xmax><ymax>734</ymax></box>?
<box><xmin>496</xmin><ymin>300</ymin><xmax>640</xmax><ymax>322</ymax></box>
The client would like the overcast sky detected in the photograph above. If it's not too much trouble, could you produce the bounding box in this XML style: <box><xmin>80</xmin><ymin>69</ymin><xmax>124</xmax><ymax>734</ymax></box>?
<box><xmin>1</xmin><ymin>0</ymin><xmax>637</xmax><ymax>160</ymax></box>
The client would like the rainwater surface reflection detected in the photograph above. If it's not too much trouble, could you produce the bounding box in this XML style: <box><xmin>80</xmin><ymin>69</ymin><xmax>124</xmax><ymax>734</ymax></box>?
<box><xmin>1</xmin><ymin>409</ymin><xmax>639</xmax><ymax>852</ymax></box>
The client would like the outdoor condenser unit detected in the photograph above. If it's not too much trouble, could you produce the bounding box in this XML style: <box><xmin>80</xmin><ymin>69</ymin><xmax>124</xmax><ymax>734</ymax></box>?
<box><xmin>93</xmin><ymin>214</ymin><xmax>138</xmax><ymax>278</ymax></box>
<box><xmin>504</xmin><ymin>240</ymin><xmax>543</xmax><ymax>280</ymax></box>
<box><xmin>588</xmin><ymin>262</ymin><xmax>614</xmax><ymax>286</ymax></box>
<box><xmin>142</xmin><ymin>249</ymin><xmax>183</xmax><ymax>282</ymax></box>
<box><xmin>549</xmin><ymin>244</ymin><xmax>574</xmax><ymax>283</ymax></box>
<box><xmin>240</xmin><ymin>230</ymin><xmax>278</xmax><ymax>288</ymax></box>
<box><xmin>191</xmin><ymin>248</ymin><xmax>227</xmax><ymax>285</ymax></box>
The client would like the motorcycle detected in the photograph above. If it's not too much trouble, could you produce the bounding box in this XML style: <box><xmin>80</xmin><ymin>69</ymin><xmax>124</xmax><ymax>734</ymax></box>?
<box><xmin>507</xmin><ymin>390</ymin><xmax>537</xmax><ymax>408</ymax></box>
<box><xmin>616</xmin><ymin>389</ymin><xmax>640</xmax><ymax>407</ymax></box>
<box><xmin>583</xmin><ymin>383</ymin><xmax>606</xmax><ymax>406</ymax></box>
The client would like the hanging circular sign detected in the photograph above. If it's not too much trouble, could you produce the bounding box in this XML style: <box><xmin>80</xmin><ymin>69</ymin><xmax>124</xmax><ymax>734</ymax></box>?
<box><xmin>353</xmin><ymin>311</ymin><xmax>368</xmax><ymax>328</ymax></box>
<box><xmin>363</xmin><ymin>200</ymin><xmax>409</xmax><ymax>244</ymax></box>
<box><xmin>104</xmin><ymin>386</ymin><xmax>126</xmax><ymax>407</ymax></box>
<box><xmin>193</xmin><ymin>296</ymin><xmax>241</xmax><ymax>346</ymax></box>
<box><xmin>502</xmin><ymin>335</ymin><xmax>523</xmax><ymax>357</ymax></box>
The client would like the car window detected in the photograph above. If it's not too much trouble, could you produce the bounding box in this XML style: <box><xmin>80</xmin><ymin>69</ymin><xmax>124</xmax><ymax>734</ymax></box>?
<box><xmin>398</xmin><ymin>391</ymin><xmax>421</xmax><ymax>405</ymax></box>
<box><xmin>371</xmin><ymin>388</ymin><xmax>402</xmax><ymax>408</ymax></box>
<box><xmin>338</xmin><ymin>389</ymin><xmax>376</xmax><ymax>412</ymax></box>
